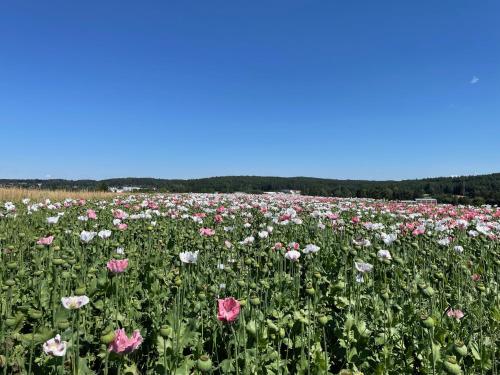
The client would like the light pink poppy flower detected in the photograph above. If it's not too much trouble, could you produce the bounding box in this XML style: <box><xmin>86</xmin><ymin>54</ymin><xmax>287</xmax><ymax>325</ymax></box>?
<box><xmin>43</xmin><ymin>334</ymin><xmax>68</xmax><ymax>357</ymax></box>
<box><xmin>117</xmin><ymin>223</ymin><xmax>128</xmax><ymax>230</ymax></box>
<box><xmin>37</xmin><ymin>236</ymin><xmax>54</xmax><ymax>246</ymax></box>
<box><xmin>107</xmin><ymin>259</ymin><xmax>129</xmax><ymax>273</ymax></box>
<box><xmin>199</xmin><ymin>227</ymin><xmax>215</xmax><ymax>236</ymax></box>
<box><xmin>61</xmin><ymin>295</ymin><xmax>90</xmax><ymax>310</ymax></box>
<box><xmin>447</xmin><ymin>308</ymin><xmax>464</xmax><ymax>320</ymax></box>
<box><xmin>87</xmin><ymin>209</ymin><xmax>97</xmax><ymax>219</ymax></box>
<box><xmin>108</xmin><ymin>328</ymin><xmax>143</xmax><ymax>354</ymax></box>
<box><xmin>284</xmin><ymin>250</ymin><xmax>301</xmax><ymax>261</ymax></box>
<box><xmin>217</xmin><ymin>297</ymin><xmax>241</xmax><ymax>323</ymax></box>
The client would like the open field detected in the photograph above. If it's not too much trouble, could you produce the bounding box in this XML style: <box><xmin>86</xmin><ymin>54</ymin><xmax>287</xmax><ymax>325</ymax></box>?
<box><xmin>0</xmin><ymin>188</ymin><xmax>118</xmax><ymax>203</ymax></box>
<box><xmin>0</xmin><ymin>193</ymin><xmax>499</xmax><ymax>374</ymax></box>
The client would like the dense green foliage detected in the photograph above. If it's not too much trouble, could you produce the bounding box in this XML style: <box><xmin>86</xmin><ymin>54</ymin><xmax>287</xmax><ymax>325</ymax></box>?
<box><xmin>1</xmin><ymin>173</ymin><xmax>500</xmax><ymax>204</ymax></box>
<box><xmin>0</xmin><ymin>194</ymin><xmax>499</xmax><ymax>374</ymax></box>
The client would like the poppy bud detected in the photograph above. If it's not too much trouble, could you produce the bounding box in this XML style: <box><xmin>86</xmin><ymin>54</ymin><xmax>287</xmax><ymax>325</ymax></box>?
<box><xmin>100</xmin><ymin>330</ymin><xmax>116</xmax><ymax>344</ymax></box>
<box><xmin>421</xmin><ymin>315</ymin><xmax>435</xmax><ymax>328</ymax></box>
<box><xmin>453</xmin><ymin>341</ymin><xmax>467</xmax><ymax>357</ymax></box>
<box><xmin>197</xmin><ymin>355</ymin><xmax>212</xmax><ymax>372</ymax></box>
<box><xmin>159</xmin><ymin>325</ymin><xmax>170</xmax><ymax>338</ymax></box>
<box><xmin>5</xmin><ymin>279</ymin><xmax>15</xmax><ymax>287</ymax></box>
<box><xmin>75</xmin><ymin>287</ymin><xmax>86</xmax><ymax>295</ymax></box>
<box><xmin>443</xmin><ymin>356</ymin><xmax>463</xmax><ymax>374</ymax></box>
<box><xmin>7</xmin><ymin>262</ymin><xmax>17</xmax><ymax>270</ymax></box>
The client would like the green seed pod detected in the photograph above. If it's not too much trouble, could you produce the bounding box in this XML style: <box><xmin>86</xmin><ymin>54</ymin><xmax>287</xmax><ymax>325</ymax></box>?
<box><xmin>57</xmin><ymin>320</ymin><xmax>70</xmax><ymax>330</ymax></box>
<box><xmin>333</xmin><ymin>280</ymin><xmax>345</xmax><ymax>291</ymax></box>
<box><xmin>246</xmin><ymin>320</ymin><xmax>257</xmax><ymax>337</ymax></box>
<box><xmin>52</xmin><ymin>258</ymin><xmax>65</xmax><ymax>265</ymax></box>
<box><xmin>266</xmin><ymin>319</ymin><xmax>279</xmax><ymax>332</ymax></box>
<box><xmin>250</xmin><ymin>296</ymin><xmax>261</xmax><ymax>305</ymax></box>
<box><xmin>197</xmin><ymin>355</ymin><xmax>213</xmax><ymax>372</ymax></box>
<box><xmin>306</xmin><ymin>286</ymin><xmax>315</xmax><ymax>296</ymax></box>
<box><xmin>421</xmin><ymin>315</ymin><xmax>435</xmax><ymax>328</ymax></box>
<box><xmin>318</xmin><ymin>315</ymin><xmax>329</xmax><ymax>326</ymax></box>
<box><xmin>97</xmin><ymin>277</ymin><xmax>107</xmax><ymax>287</ymax></box>
<box><xmin>67</xmin><ymin>258</ymin><xmax>77</xmax><ymax>265</ymax></box>
<box><xmin>53</xmin><ymin>246</ymin><xmax>61</xmax><ymax>251</ymax></box>
<box><xmin>100</xmin><ymin>330</ymin><xmax>116</xmax><ymax>344</ymax></box>
<box><xmin>198</xmin><ymin>292</ymin><xmax>206</xmax><ymax>300</ymax></box>
<box><xmin>5</xmin><ymin>317</ymin><xmax>17</xmax><ymax>327</ymax></box>
<box><xmin>5</xmin><ymin>279</ymin><xmax>15</xmax><ymax>287</ymax></box>
<box><xmin>279</xmin><ymin>327</ymin><xmax>286</xmax><ymax>338</ymax></box>
<box><xmin>443</xmin><ymin>356</ymin><xmax>463</xmax><ymax>375</ymax></box>
<box><xmin>75</xmin><ymin>286</ymin><xmax>86</xmax><ymax>295</ymax></box>
<box><xmin>7</xmin><ymin>262</ymin><xmax>17</xmax><ymax>270</ymax></box>
<box><xmin>28</xmin><ymin>309</ymin><xmax>43</xmax><ymax>320</ymax></box>
<box><xmin>422</xmin><ymin>286</ymin><xmax>435</xmax><ymax>297</ymax></box>
<box><xmin>237</xmin><ymin>280</ymin><xmax>246</xmax><ymax>287</ymax></box>
<box><xmin>159</xmin><ymin>325</ymin><xmax>170</xmax><ymax>338</ymax></box>
<box><xmin>239</xmin><ymin>299</ymin><xmax>247</xmax><ymax>307</ymax></box>
<box><xmin>454</xmin><ymin>341</ymin><xmax>467</xmax><ymax>357</ymax></box>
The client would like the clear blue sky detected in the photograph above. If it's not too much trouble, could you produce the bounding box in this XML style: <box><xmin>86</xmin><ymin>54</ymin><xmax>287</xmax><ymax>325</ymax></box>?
<box><xmin>1</xmin><ymin>1</ymin><xmax>499</xmax><ymax>180</ymax></box>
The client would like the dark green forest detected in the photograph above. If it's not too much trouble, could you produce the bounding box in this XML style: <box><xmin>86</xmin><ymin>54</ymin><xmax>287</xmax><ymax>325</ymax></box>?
<box><xmin>1</xmin><ymin>173</ymin><xmax>499</xmax><ymax>205</ymax></box>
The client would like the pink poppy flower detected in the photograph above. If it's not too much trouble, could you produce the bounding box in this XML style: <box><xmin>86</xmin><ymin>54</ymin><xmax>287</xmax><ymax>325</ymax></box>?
<box><xmin>351</xmin><ymin>216</ymin><xmax>360</xmax><ymax>224</ymax></box>
<box><xmin>87</xmin><ymin>209</ymin><xmax>97</xmax><ymax>219</ymax></box>
<box><xmin>37</xmin><ymin>236</ymin><xmax>54</xmax><ymax>246</ymax></box>
<box><xmin>471</xmin><ymin>273</ymin><xmax>481</xmax><ymax>282</ymax></box>
<box><xmin>117</xmin><ymin>223</ymin><xmax>128</xmax><ymax>230</ymax></box>
<box><xmin>447</xmin><ymin>308</ymin><xmax>464</xmax><ymax>320</ymax></box>
<box><xmin>214</xmin><ymin>214</ymin><xmax>223</xmax><ymax>223</ymax></box>
<box><xmin>107</xmin><ymin>259</ymin><xmax>129</xmax><ymax>273</ymax></box>
<box><xmin>199</xmin><ymin>227</ymin><xmax>215</xmax><ymax>236</ymax></box>
<box><xmin>217</xmin><ymin>297</ymin><xmax>241</xmax><ymax>323</ymax></box>
<box><xmin>113</xmin><ymin>210</ymin><xmax>126</xmax><ymax>219</ymax></box>
<box><xmin>108</xmin><ymin>328</ymin><xmax>143</xmax><ymax>354</ymax></box>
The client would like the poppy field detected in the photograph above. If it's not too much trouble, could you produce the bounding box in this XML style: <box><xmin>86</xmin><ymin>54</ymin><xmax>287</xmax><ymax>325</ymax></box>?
<box><xmin>0</xmin><ymin>193</ymin><xmax>499</xmax><ymax>374</ymax></box>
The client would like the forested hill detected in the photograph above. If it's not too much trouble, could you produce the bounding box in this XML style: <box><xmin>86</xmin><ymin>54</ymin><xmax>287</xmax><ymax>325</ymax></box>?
<box><xmin>1</xmin><ymin>173</ymin><xmax>499</xmax><ymax>205</ymax></box>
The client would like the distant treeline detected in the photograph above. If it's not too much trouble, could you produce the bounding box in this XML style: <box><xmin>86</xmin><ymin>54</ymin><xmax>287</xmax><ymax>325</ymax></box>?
<box><xmin>1</xmin><ymin>174</ymin><xmax>499</xmax><ymax>205</ymax></box>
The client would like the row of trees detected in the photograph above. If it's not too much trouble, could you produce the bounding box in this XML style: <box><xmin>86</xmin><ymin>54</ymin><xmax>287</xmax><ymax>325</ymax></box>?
<box><xmin>1</xmin><ymin>173</ymin><xmax>499</xmax><ymax>205</ymax></box>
